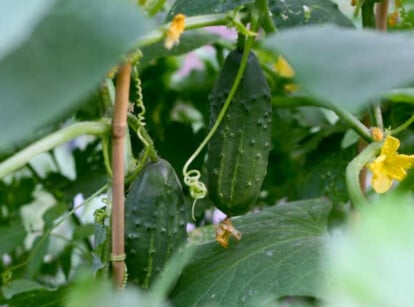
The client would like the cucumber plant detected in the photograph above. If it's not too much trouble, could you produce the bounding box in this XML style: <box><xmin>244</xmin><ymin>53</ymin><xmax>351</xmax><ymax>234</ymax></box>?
<box><xmin>3</xmin><ymin>0</ymin><xmax>414</xmax><ymax>306</ymax></box>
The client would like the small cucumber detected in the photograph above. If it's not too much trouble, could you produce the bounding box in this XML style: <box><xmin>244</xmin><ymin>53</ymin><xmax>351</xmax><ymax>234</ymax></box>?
<box><xmin>125</xmin><ymin>159</ymin><xmax>187</xmax><ymax>288</ymax></box>
<box><xmin>207</xmin><ymin>49</ymin><xmax>272</xmax><ymax>217</ymax></box>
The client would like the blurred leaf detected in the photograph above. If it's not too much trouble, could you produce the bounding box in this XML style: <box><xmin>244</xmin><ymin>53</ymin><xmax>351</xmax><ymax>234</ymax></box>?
<box><xmin>385</xmin><ymin>88</ymin><xmax>414</xmax><ymax>103</ymax></box>
<box><xmin>140</xmin><ymin>30</ymin><xmax>221</xmax><ymax>67</ymax></box>
<box><xmin>166</xmin><ymin>0</ymin><xmax>254</xmax><ymax>20</ymax></box>
<box><xmin>151</xmin><ymin>244</ymin><xmax>196</xmax><ymax>299</ymax></box>
<box><xmin>66</xmin><ymin>275</ymin><xmax>168</xmax><ymax>307</ymax></box>
<box><xmin>0</xmin><ymin>0</ymin><xmax>151</xmax><ymax>151</ymax></box>
<box><xmin>25</xmin><ymin>236</ymin><xmax>49</xmax><ymax>278</ymax></box>
<box><xmin>59</xmin><ymin>245</ymin><xmax>73</xmax><ymax>281</ymax></box>
<box><xmin>0</xmin><ymin>220</ymin><xmax>26</xmax><ymax>255</ymax></box>
<box><xmin>1</xmin><ymin>280</ymin><xmax>44</xmax><ymax>300</ymax></box>
<box><xmin>1</xmin><ymin>285</ymin><xmax>68</xmax><ymax>307</ymax></box>
<box><xmin>268</xmin><ymin>0</ymin><xmax>354</xmax><ymax>29</ymax></box>
<box><xmin>73</xmin><ymin>224</ymin><xmax>94</xmax><ymax>240</ymax></box>
<box><xmin>262</xmin><ymin>25</ymin><xmax>414</xmax><ymax>112</ymax></box>
<box><xmin>170</xmin><ymin>198</ymin><xmax>332</xmax><ymax>305</ymax></box>
<box><xmin>300</xmin><ymin>135</ymin><xmax>352</xmax><ymax>205</ymax></box>
<box><xmin>0</xmin><ymin>0</ymin><xmax>56</xmax><ymax>60</ymax></box>
<box><xmin>323</xmin><ymin>193</ymin><xmax>414</xmax><ymax>306</ymax></box>
<box><xmin>42</xmin><ymin>203</ymin><xmax>67</xmax><ymax>229</ymax></box>
<box><xmin>0</xmin><ymin>177</ymin><xmax>36</xmax><ymax>218</ymax></box>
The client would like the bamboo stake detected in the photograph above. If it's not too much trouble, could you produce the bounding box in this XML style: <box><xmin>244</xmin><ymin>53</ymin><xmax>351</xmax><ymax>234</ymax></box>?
<box><xmin>111</xmin><ymin>63</ymin><xmax>131</xmax><ymax>287</ymax></box>
<box><xmin>376</xmin><ymin>0</ymin><xmax>390</xmax><ymax>31</ymax></box>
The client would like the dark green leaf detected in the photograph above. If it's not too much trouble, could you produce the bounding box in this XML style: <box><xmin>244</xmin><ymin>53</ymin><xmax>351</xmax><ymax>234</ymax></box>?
<box><xmin>42</xmin><ymin>203</ymin><xmax>67</xmax><ymax>229</ymax></box>
<box><xmin>1</xmin><ymin>280</ymin><xmax>44</xmax><ymax>300</ymax></box>
<box><xmin>2</xmin><ymin>285</ymin><xmax>68</xmax><ymax>307</ymax></box>
<box><xmin>0</xmin><ymin>0</ymin><xmax>151</xmax><ymax>151</ymax></box>
<box><xmin>166</xmin><ymin>0</ymin><xmax>254</xmax><ymax>20</ymax></box>
<box><xmin>171</xmin><ymin>198</ymin><xmax>332</xmax><ymax>305</ymax></box>
<box><xmin>25</xmin><ymin>236</ymin><xmax>49</xmax><ymax>278</ymax></box>
<box><xmin>0</xmin><ymin>177</ymin><xmax>36</xmax><ymax>217</ymax></box>
<box><xmin>268</xmin><ymin>0</ymin><xmax>354</xmax><ymax>28</ymax></box>
<box><xmin>59</xmin><ymin>245</ymin><xmax>73</xmax><ymax>281</ymax></box>
<box><xmin>262</xmin><ymin>25</ymin><xmax>414</xmax><ymax>112</ymax></box>
<box><xmin>385</xmin><ymin>88</ymin><xmax>414</xmax><ymax>103</ymax></box>
<box><xmin>0</xmin><ymin>221</ymin><xmax>26</xmax><ymax>255</ymax></box>
<box><xmin>140</xmin><ymin>30</ymin><xmax>221</xmax><ymax>67</ymax></box>
<box><xmin>73</xmin><ymin>224</ymin><xmax>94</xmax><ymax>241</ymax></box>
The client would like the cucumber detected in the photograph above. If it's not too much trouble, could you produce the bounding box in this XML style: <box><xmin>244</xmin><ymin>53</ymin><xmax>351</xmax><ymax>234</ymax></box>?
<box><xmin>125</xmin><ymin>159</ymin><xmax>187</xmax><ymax>288</ymax></box>
<box><xmin>207</xmin><ymin>49</ymin><xmax>272</xmax><ymax>217</ymax></box>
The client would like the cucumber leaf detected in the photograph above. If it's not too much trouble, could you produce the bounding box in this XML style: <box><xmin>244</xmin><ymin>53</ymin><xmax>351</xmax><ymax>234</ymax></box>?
<box><xmin>269</xmin><ymin>0</ymin><xmax>354</xmax><ymax>29</ymax></box>
<box><xmin>170</xmin><ymin>198</ymin><xmax>332</xmax><ymax>305</ymax></box>
<box><xmin>263</xmin><ymin>25</ymin><xmax>414</xmax><ymax>112</ymax></box>
<box><xmin>166</xmin><ymin>0</ymin><xmax>254</xmax><ymax>20</ymax></box>
<box><xmin>0</xmin><ymin>0</ymin><xmax>151</xmax><ymax>151</ymax></box>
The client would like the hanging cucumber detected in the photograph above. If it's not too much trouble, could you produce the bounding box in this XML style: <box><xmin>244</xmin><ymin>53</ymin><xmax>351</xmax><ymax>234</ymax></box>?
<box><xmin>125</xmin><ymin>159</ymin><xmax>187</xmax><ymax>288</ymax></box>
<box><xmin>207</xmin><ymin>49</ymin><xmax>272</xmax><ymax>217</ymax></box>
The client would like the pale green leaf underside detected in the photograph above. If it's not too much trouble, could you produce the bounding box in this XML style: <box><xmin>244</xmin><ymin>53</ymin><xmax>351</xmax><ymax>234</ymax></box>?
<box><xmin>263</xmin><ymin>25</ymin><xmax>414</xmax><ymax>112</ymax></box>
<box><xmin>0</xmin><ymin>0</ymin><xmax>150</xmax><ymax>151</ymax></box>
<box><xmin>171</xmin><ymin>198</ymin><xmax>332</xmax><ymax>306</ymax></box>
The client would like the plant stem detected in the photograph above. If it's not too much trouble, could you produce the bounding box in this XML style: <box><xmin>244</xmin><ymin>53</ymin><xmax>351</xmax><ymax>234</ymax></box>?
<box><xmin>272</xmin><ymin>96</ymin><xmax>372</xmax><ymax>142</ymax></box>
<box><xmin>361</xmin><ymin>1</ymin><xmax>376</xmax><ymax>28</ymax></box>
<box><xmin>0</xmin><ymin>122</ymin><xmax>110</xmax><ymax>179</ymax></box>
<box><xmin>111</xmin><ymin>63</ymin><xmax>131</xmax><ymax>288</ymax></box>
<box><xmin>346</xmin><ymin>141</ymin><xmax>382</xmax><ymax>209</ymax></box>
<box><xmin>391</xmin><ymin>113</ymin><xmax>414</xmax><ymax>135</ymax></box>
<box><xmin>256</xmin><ymin>0</ymin><xmax>277</xmax><ymax>34</ymax></box>
<box><xmin>138</xmin><ymin>13</ymin><xmax>229</xmax><ymax>48</ymax></box>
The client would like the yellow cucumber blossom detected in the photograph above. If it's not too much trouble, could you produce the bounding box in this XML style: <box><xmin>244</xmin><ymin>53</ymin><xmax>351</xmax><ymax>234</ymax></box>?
<box><xmin>367</xmin><ymin>135</ymin><xmax>414</xmax><ymax>193</ymax></box>
<box><xmin>165</xmin><ymin>14</ymin><xmax>185</xmax><ymax>50</ymax></box>
<box><xmin>274</xmin><ymin>55</ymin><xmax>298</xmax><ymax>92</ymax></box>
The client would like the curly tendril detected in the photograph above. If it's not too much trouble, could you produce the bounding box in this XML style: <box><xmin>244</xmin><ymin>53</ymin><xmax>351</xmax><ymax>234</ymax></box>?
<box><xmin>132</xmin><ymin>66</ymin><xmax>149</xmax><ymax>148</ymax></box>
<box><xmin>183</xmin><ymin>169</ymin><xmax>207</xmax><ymax>221</ymax></box>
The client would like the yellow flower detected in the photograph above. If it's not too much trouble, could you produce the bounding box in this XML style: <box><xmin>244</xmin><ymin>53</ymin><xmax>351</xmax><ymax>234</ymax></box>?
<box><xmin>165</xmin><ymin>14</ymin><xmax>185</xmax><ymax>50</ymax></box>
<box><xmin>367</xmin><ymin>135</ymin><xmax>414</xmax><ymax>193</ymax></box>
<box><xmin>275</xmin><ymin>55</ymin><xmax>295</xmax><ymax>78</ymax></box>
<box><xmin>274</xmin><ymin>55</ymin><xmax>298</xmax><ymax>92</ymax></box>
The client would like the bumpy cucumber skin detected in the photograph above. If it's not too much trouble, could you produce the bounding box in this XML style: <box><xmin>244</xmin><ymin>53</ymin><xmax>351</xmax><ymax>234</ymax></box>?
<box><xmin>207</xmin><ymin>49</ymin><xmax>272</xmax><ymax>217</ymax></box>
<box><xmin>125</xmin><ymin>159</ymin><xmax>187</xmax><ymax>287</ymax></box>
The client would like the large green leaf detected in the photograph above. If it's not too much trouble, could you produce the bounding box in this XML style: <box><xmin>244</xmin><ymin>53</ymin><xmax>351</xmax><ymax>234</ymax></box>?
<box><xmin>269</xmin><ymin>0</ymin><xmax>354</xmax><ymax>28</ymax></box>
<box><xmin>166</xmin><ymin>0</ymin><xmax>254</xmax><ymax>20</ymax></box>
<box><xmin>170</xmin><ymin>198</ymin><xmax>332</xmax><ymax>305</ymax></box>
<box><xmin>0</xmin><ymin>0</ymin><xmax>151</xmax><ymax>151</ymax></box>
<box><xmin>0</xmin><ymin>0</ymin><xmax>56</xmax><ymax>60</ymax></box>
<box><xmin>262</xmin><ymin>25</ymin><xmax>414</xmax><ymax>112</ymax></box>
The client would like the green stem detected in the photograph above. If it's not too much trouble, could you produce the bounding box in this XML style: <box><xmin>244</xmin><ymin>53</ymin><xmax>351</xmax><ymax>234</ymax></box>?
<box><xmin>182</xmin><ymin>13</ymin><xmax>260</xmax><ymax>181</ymax></box>
<box><xmin>391</xmin><ymin>113</ymin><xmax>414</xmax><ymax>135</ymax></box>
<box><xmin>346</xmin><ymin>141</ymin><xmax>382</xmax><ymax>209</ymax></box>
<box><xmin>272</xmin><ymin>96</ymin><xmax>372</xmax><ymax>142</ymax></box>
<box><xmin>256</xmin><ymin>0</ymin><xmax>277</xmax><ymax>34</ymax></box>
<box><xmin>372</xmin><ymin>103</ymin><xmax>384</xmax><ymax>130</ymax></box>
<box><xmin>361</xmin><ymin>1</ymin><xmax>376</xmax><ymax>28</ymax></box>
<box><xmin>0</xmin><ymin>121</ymin><xmax>111</xmax><ymax>179</ymax></box>
<box><xmin>127</xmin><ymin>113</ymin><xmax>158</xmax><ymax>162</ymax></box>
<box><xmin>138</xmin><ymin>13</ymin><xmax>230</xmax><ymax>48</ymax></box>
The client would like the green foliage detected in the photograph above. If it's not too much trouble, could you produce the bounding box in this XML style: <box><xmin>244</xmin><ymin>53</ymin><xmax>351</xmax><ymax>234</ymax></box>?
<box><xmin>263</xmin><ymin>25</ymin><xmax>414</xmax><ymax>112</ymax></box>
<box><xmin>171</xmin><ymin>198</ymin><xmax>332</xmax><ymax>305</ymax></box>
<box><xmin>2</xmin><ymin>0</ymin><xmax>414</xmax><ymax>306</ymax></box>
<box><xmin>323</xmin><ymin>193</ymin><xmax>414</xmax><ymax>306</ymax></box>
<box><xmin>0</xmin><ymin>0</ymin><xmax>151</xmax><ymax>151</ymax></box>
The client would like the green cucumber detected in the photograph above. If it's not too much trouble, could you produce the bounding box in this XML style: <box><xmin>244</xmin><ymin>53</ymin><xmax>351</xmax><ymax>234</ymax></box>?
<box><xmin>125</xmin><ymin>159</ymin><xmax>187</xmax><ymax>288</ymax></box>
<box><xmin>207</xmin><ymin>49</ymin><xmax>272</xmax><ymax>217</ymax></box>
